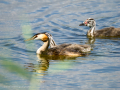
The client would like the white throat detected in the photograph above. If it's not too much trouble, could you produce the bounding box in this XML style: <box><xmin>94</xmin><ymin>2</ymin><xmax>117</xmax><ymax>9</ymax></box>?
<box><xmin>36</xmin><ymin>40</ymin><xmax>49</xmax><ymax>54</ymax></box>
<box><xmin>87</xmin><ymin>25</ymin><xmax>96</xmax><ymax>37</ymax></box>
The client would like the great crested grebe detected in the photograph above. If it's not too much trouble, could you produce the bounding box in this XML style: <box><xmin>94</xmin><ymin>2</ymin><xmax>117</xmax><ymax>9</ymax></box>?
<box><xmin>25</xmin><ymin>32</ymin><xmax>91</xmax><ymax>57</ymax></box>
<box><xmin>79</xmin><ymin>18</ymin><xmax>120</xmax><ymax>38</ymax></box>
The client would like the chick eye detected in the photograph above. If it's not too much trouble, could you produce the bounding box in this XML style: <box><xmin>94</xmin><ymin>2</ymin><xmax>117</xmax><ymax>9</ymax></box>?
<box><xmin>87</xmin><ymin>21</ymin><xmax>90</xmax><ymax>23</ymax></box>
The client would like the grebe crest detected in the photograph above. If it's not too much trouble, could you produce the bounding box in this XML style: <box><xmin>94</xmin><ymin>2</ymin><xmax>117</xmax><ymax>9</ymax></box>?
<box><xmin>44</xmin><ymin>32</ymin><xmax>57</xmax><ymax>48</ymax></box>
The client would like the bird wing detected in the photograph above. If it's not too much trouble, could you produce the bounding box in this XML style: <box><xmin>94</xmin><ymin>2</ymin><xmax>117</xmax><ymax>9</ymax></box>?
<box><xmin>96</xmin><ymin>27</ymin><xmax>120</xmax><ymax>37</ymax></box>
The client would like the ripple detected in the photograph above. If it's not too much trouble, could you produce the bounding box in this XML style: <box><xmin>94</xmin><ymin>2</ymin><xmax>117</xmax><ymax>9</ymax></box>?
<box><xmin>27</xmin><ymin>6</ymin><xmax>49</xmax><ymax>14</ymax></box>
<box><xmin>45</xmin><ymin>10</ymin><xmax>59</xmax><ymax>18</ymax></box>
<box><xmin>30</xmin><ymin>18</ymin><xmax>44</xmax><ymax>23</ymax></box>
<box><xmin>0</xmin><ymin>1</ymin><xmax>10</xmax><ymax>4</ymax></box>
<box><xmin>91</xmin><ymin>65</ymin><xmax>120</xmax><ymax>73</ymax></box>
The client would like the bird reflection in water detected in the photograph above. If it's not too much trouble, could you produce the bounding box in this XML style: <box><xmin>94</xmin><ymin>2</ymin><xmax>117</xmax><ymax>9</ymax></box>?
<box><xmin>24</xmin><ymin>54</ymin><xmax>86</xmax><ymax>76</ymax></box>
<box><xmin>24</xmin><ymin>54</ymin><xmax>49</xmax><ymax>76</ymax></box>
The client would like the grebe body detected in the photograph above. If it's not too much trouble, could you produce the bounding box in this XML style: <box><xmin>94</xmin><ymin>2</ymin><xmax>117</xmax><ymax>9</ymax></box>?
<box><xmin>79</xmin><ymin>18</ymin><xmax>120</xmax><ymax>38</ymax></box>
<box><xmin>26</xmin><ymin>32</ymin><xmax>91</xmax><ymax>57</ymax></box>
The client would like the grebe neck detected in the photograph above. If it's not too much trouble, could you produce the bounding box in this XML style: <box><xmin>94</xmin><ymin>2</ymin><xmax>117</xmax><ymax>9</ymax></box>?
<box><xmin>36</xmin><ymin>40</ymin><xmax>49</xmax><ymax>54</ymax></box>
<box><xmin>87</xmin><ymin>26</ymin><xmax>96</xmax><ymax>38</ymax></box>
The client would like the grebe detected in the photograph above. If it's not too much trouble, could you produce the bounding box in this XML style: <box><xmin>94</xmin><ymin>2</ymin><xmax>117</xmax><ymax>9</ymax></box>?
<box><xmin>79</xmin><ymin>18</ymin><xmax>120</xmax><ymax>38</ymax></box>
<box><xmin>25</xmin><ymin>32</ymin><xmax>91</xmax><ymax>57</ymax></box>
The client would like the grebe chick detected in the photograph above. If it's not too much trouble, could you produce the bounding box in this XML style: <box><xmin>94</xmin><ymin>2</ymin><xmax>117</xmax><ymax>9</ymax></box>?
<box><xmin>79</xmin><ymin>18</ymin><xmax>120</xmax><ymax>38</ymax></box>
<box><xmin>26</xmin><ymin>32</ymin><xmax>91</xmax><ymax>57</ymax></box>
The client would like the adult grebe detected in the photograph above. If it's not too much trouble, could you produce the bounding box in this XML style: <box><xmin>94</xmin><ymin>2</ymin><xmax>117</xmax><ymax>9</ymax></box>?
<box><xmin>25</xmin><ymin>32</ymin><xmax>91</xmax><ymax>57</ymax></box>
<box><xmin>79</xmin><ymin>18</ymin><xmax>120</xmax><ymax>38</ymax></box>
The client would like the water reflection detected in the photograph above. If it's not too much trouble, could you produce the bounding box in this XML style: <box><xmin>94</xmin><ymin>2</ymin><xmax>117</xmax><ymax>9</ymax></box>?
<box><xmin>36</xmin><ymin>54</ymin><xmax>49</xmax><ymax>75</ymax></box>
<box><xmin>24</xmin><ymin>54</ymin><xmax>78</xmax><ymax>75</ymax></box>
<box><xmin>86</xmin><ymin>38</ymin><xmax>96</xmax><ymax>45</ymax></box>
<box><xmin>24</xmin><ymin>55</ymin><xmax>49</xmax><ymax>76</ymax></box>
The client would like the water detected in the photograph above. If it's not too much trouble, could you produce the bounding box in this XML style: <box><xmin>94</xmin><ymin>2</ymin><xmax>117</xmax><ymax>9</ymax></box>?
<box><xmin>0</xmin><ymin>0</ymin><xmax>120</xmax><ymax>89</ymax></box>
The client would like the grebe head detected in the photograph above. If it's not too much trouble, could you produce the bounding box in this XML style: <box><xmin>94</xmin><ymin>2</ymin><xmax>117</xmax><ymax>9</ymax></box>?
<box><xmin>79</xmin><ymin>18</ymin><xmax>96</xmax><ymax>28</ymax></box>
<box><xmin>25</xmin><ymin>32</ymin><xmax>56</xmax><ymax>47</ymax></box>
<box><xmin>25</xmin><ymin>32</ymin><xmax>48</xmax><ymax>42</ymax></box>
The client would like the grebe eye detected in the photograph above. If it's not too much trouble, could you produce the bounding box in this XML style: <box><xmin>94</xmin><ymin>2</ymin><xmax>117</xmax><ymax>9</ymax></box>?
<box><xmin>34</xmin><ymin>35</ymin><xmax>38</xmax><ymax>38</ymax></box>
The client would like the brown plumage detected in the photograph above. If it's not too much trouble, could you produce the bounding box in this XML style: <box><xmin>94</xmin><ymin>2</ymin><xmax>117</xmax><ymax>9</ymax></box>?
<box><xmin>79</xmin><ymin>18</ymin><xmax>120</xmax><ymax>38</ymax></box>
<box><xmin>95</xmin><ymin>27</ymin><xmax>120</xmax><ymax>37</ymax></box>
<box><xmin>47</xmin><ymin>43</ymin><xmax>91</xmax><ymax>56</ymax></box>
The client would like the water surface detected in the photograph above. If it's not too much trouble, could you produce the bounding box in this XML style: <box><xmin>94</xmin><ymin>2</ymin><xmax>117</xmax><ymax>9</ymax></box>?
<box><xmin>0</xmin><ymin>0</ymin><xmax>120</xmax><ymax>90</ymax></box>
